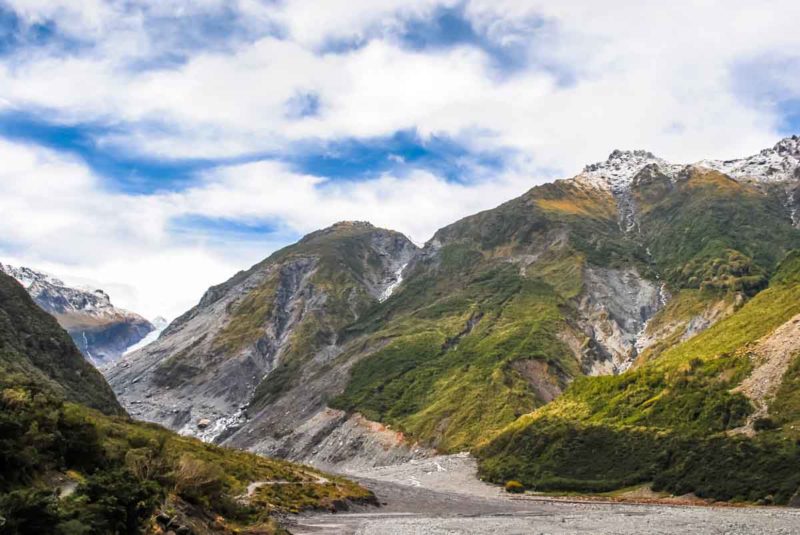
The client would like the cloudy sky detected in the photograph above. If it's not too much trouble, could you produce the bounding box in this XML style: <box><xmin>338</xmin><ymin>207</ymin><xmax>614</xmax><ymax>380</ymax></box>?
<box><xmin>1</xmin><ymin>0</ymin><xmax>799</xmax><ymax>320</ymax></box>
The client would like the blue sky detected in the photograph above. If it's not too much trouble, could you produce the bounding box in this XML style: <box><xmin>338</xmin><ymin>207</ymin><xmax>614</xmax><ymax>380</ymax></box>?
<box><xmin>0</xmin><ymin>0</ymin><xmax>798</xmax><ymax>319</ymax></box>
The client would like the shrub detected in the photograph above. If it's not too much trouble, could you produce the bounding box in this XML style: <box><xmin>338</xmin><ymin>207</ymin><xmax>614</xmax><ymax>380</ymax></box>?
<box><xmin>173</xmin><ymin>455</ymin><xmax>226</xmax><ymax>504</ymax></box>
<box><xmin>0</xmin><ymin>489</ymin><xmax>60</xmax><ymax>534</ymax></box>
<box><xmin>76</xmin><ymin>468</ymin><xmax>161</xmax><ymax>534</ymax></box>
<box><xmin>505</xmin><ymin>480</ymin><xmax>525</xmax><ymax>493</ymax></box>
<box><xmin>753</xmin><ymin>417</ymin><xmax>777</xmax><ymax>431</ymax></box>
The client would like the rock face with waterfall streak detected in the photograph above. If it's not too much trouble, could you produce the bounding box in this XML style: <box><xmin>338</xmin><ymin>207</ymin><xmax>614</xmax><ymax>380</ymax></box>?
<box><xmin>108</xmin><ymin>137</ymin><xmax>800</xmax><ymax>473</ymax></box>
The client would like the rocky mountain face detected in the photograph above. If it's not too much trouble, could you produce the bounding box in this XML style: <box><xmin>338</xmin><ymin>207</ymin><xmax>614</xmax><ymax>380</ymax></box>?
<box><xmin>107</xmin><ymin>222</ymin><xmax>420</xmax><ymax>460</ymax></box>
<box><xmin>108</xmin><ymin>137</ymin><xmax>800</xmax><ymax>494</ymax></box>
<box><xmin>476</xmin><ymin>252</ymin><xmax>800</xmax><ymax>504</ymax></box>
<box><xmin>0</xmin><ymin>263</ymin><xmax>154</xmax><ymax>365</ymax></box>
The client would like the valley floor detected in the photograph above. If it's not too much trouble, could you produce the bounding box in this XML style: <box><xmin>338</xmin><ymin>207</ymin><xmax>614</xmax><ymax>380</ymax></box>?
<box><xmin>288</xmin><ymin>454</ymin><xmax>800</xmax><ymax>534</ymax></box>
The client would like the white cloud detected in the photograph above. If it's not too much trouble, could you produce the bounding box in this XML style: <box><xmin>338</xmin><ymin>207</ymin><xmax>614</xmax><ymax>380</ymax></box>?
<box><xmin>1</xmin><ymin>1</ymin><xmax>800</xmax><ymax>319</ymax></box>
<box><xmin>0</xmin><ymin>138</ymin><xmax>254</xmax><ymax>319</ymax></box>
<box><xmin>1</xmin><ymin>0</ymin><xmax>798</xmax><ymax>167</ymax></box>
<box><xmin>0</xmin><ymin>138</ymin><xmax>534</xmax><ymax>319</ymax></box>
<box><xmin>179</xmin><ymin>159</ymin><xmax>534</xmax><ymax>243</ymax></box>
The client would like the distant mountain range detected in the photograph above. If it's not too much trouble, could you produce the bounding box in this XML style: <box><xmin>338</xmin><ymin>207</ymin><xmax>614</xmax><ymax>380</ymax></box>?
<box><xmin>108</xmin><ymin>136</ymin><xmax>800</xmax><ymax>504</ymax></box>
<box><xmin>0</xmin><ymin>263</ymin><xmax>155</xmax><ymax>365</ymax></box>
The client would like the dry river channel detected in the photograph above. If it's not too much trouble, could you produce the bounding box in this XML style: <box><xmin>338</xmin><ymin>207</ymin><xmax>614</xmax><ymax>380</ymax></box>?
<box><xmin>285</xmin><ymin>454</ymin><xmax>800</xmax><ymax>535</ymax></box>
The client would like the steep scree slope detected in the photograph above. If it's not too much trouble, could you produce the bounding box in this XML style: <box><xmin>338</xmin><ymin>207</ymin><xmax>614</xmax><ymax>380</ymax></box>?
<box><xmin>107</xmin><ymin>222</ymin><xmax>418</xmax><ymax>450</ymax></box>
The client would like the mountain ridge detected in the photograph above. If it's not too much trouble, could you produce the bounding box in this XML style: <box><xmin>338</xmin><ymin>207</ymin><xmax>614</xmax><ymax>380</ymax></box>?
<box><xmin>107</xmin><ymin>222</ymin><xmax>419</xmax><ymax>451</ymax></box>
<box><xmin>106</xmin><ymin>136</ymin><xmax>800</xmax><ymax>501</ymax></box>
<box><xmin>0</xmin><ymin>270</ymin><xmax>124</xmax><ymax>415</ymax></box>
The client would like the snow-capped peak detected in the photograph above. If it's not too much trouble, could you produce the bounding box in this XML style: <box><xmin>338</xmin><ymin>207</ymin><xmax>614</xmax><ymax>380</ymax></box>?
<box><xmin>573</xmin><ymin>136</ymin><xmax>800</xmax><ymax>193</ymax></box>
<box><xmin>577</xmin><ymin>150</ymin><xmax>680</xmax><ymax>193</ymax></box>
<box><xmin>1</xmin><ymin>262</ymin><xmax>128</xmax><ymax>319</ymax></box>
<box><xmin>0</xmin><ymin>263</ymin><xmax>64</xmax><ymax>289</ymax></box>
<box><xmin>698</xmin><ymin>135</ymin><xmax>800</xmax><ymax>183</ymax></box>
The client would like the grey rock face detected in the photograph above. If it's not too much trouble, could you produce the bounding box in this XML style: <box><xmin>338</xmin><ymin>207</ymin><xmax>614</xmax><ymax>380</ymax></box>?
<box><xmin>107</xmin><ymin>255</ymin><xmax>315</xmax><ymax>440</ymax></box>
<box><xmin>0</xmin><ymin>262</ymin><xmax>153</xmax><ymax>365</ymax></box>
<box><xmin>106</xmin><ymin>223</ymin><xmax>420</xmax><ymax>462</ymax></box>
<box><xmin>575</xmin><ymin>267</ymin><xmax>665</xmax><ymax>375</ymax></box>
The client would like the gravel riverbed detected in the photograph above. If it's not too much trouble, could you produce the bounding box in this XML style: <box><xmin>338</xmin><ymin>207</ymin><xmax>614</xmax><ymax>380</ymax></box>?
<box><xmin>288</xmin><ymin>454</ymin><xmax>800</xmax><ymax>534</ymax></box>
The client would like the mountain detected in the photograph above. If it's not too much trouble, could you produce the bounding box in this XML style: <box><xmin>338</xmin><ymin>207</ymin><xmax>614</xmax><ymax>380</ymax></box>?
<box><xmin>0</xmin><ymin>271</ymin><xmax>123</xmax><ymax>415</ymax></box>
<box><xmin>0</xmin><ymin>263</ymin><xmax>154</xmax><ymax>365</ymax></box>
<box><xmin>0</xmin><ymin>270</ymin><xmax>373</xmax><ymax>533</ymax></box>
<box><xmin>108</xmin><ymin>136</ymin><xmax>800</xmax><ymax>501</ymax></box>
<box><xmin>475</xmin><ymin>252</ymin><xmax>800</xmax><ymax>504</ymax></box>
<box><xmin>107</xmin><ymin>222</ymin><xmax>419</xmax><ymax>459</ymax></box>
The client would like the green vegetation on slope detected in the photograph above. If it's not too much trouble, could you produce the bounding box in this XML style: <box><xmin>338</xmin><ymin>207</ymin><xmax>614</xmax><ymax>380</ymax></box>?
<box><xmin>0</xmin><ymin>388</ymin><xmax>373</xmax><ymax>534</ymax></box>
<box><xmin>637</xmin><ymin>168</ymin><xmax>800</xmax><ymax>292</ymax></box>
<box><xmin>475</xmin><ymin>252</ymin><xmax>800</xmax><ymax>504</ymax></box>
<box><xmin>0</xmin><ymin>271</ymin><xmax>373</xmax><ymax>534</ymax></box>
<box><xmin>771</xmin><ymin>351</ymin><xmax>800</xmax><ymax>437</ymax></box>
<box><xmin>330</xmin><ymin>170</ymin><xmax>800</xmax><ymax>454</ymax></box>
<box><xmin>332</xmin><ymin>248</ymin><xmax>587</xmax><ymax>451</ymax></box>
<box><xmin>0</xmin><ymin>273</ymin><xmax>123</xmax><ymax>416</ymax></box>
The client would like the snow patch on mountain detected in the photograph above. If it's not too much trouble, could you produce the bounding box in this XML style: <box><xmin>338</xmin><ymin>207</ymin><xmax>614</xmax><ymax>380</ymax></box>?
<box><xmin>571</xmin><ymin>137</ymin><xmax>800</xmax><ymax>231</ymax></box>
<box><xmin>699</xmin><ymin>135</ymin><xmax>800</xmax><ymax>183</ymax></box>
<box><xmin>575</xmin><ymin>136</ymin><xmax>800</xmax><ymax>195</ymax></box>
<box><xmin>579</xmin><ymin>150</ymin><xmax>677</xmax><ymax>193</ymax></box>
<box><xmin>0</xmin><ymin>263</ymin><xmax>126</xmax><ymax>321</ymax></box>
<box><xmin>576</xmin><ymin>150</ymin><xmax>683</xmax><ymax>231</ymax></box>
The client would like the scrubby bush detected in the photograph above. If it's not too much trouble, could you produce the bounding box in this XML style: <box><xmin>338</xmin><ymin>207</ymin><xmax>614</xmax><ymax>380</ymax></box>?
<box><xmin>753</xmin><ymin>417</ymin><xmax>777</xmax><ymax>431</ymax></box>
<box><xmin>173</xmin><ymin>455</ymin><xmax>226</xmax><ymax>505</ymax></box>
<box><xmin>0</xmin><ymin>489</ymin><xmax>60</xmax><ymax>534</ymax></box>
<box><xmin>74</xmin><ymin>468</ymin><xmax>162</xmax><ymax>534</ymax></box>
<box><xmin>505</xmin><ymin>480</ymin><xmax>525</xmax><ymax>493</ymax></box>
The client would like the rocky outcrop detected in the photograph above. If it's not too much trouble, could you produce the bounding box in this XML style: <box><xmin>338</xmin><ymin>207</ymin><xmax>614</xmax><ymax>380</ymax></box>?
<box><xmin>575</xmin><ymin>267</ymin><xmax>665</xmax><ymax>374</ymax></box>
<box><xmin>0</xmin><ymin>262</ymin><xmax>153</xmax><ymax>365</ymax></box>
<box><xmin>107</xmin><ymin>255</ymin><xmax>318</xmax><ymax>440</ymax></box>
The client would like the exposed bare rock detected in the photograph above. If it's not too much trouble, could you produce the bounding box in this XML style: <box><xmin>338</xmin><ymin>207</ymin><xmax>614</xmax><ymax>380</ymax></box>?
<box><xmin>731</xmin><ymin>313</ymin><xmax>800</xmax><ymax>435</ymax></box>
<box><xmin>221</xmin><ymin>333</ymin><xmax>433</xmax><ymax>469</ymax></box>
<box><xmin>105</xmin><ymin>223</ymin><xmax>419</xmax><ymax>453</ymax></box>
<box><xmin>633</xmin><ymin>293</ymin><xmax>740</xmax><ymax>365</ymax></box>
<box><xmin>511</xmin><ymin>359</ymin><xmax>563</xmax><ymax>402</ymax></box>
<box><xmin>575</xmin><ymin>267</ymin><xmax>665</xmax><ymax>374</ymax></box>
